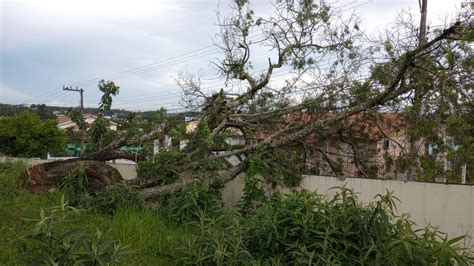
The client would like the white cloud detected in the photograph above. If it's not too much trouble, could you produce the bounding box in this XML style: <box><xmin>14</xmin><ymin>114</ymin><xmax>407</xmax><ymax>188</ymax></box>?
<box><xmin>0</xmin><ymin>0</ymin><xmax>466</xmax><ymax>110</ymax></box>
<box><xmin>0</xmin><ymin>83</ymin><xmax>30</xmax><ymax>103</ymax></box>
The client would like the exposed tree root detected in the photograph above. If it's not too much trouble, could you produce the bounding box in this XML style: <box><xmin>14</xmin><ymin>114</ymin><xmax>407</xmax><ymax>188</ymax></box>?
<box><xmin>18</xmin><ymin>148</ymin><xmax>139</xmax><ymax>194</ymax></box>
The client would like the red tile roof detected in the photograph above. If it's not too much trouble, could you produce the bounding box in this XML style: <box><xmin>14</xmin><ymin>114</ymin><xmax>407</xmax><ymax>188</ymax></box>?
<box><xmin>255</xmin><ymin>112</ymin><xmax>403</xmax><ymax>142</ymax></box>
<box><xmin>57</xmin><ymin>115</ymin><xmax>72</xmax><ymax>125</ymax></box>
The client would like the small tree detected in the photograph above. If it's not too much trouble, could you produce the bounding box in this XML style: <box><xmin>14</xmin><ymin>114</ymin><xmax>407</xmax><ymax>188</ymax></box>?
<box><xmin>68</xmin><ymin>79</ymin><xmax>120</xmax><ymax>153</ymax></box>
<box><xmin>0</xmin><ymin>111</ymin><xmax>65</xmax><ymax>158</ymax></box>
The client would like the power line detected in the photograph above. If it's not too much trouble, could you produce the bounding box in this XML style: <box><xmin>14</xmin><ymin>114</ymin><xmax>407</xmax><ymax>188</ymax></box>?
<box><xmin>29</xmin><ymin>88</ymin><xmax>64</xmax><ymax>103</ymax></box>
<box><xmin>61</xmin><ymin>0</ymin><xmax>369</xmax><ymax>88</ymax></box>
<box><xmin>70</xmin><ymin>49</ymin><xmax>221</xmax><ymax>88</ymax></box>
<box><xmin>26</xmin><ymin>0</ymin><xmax>373</xmax><ymax>106</ymax></box>
<box><xmin>66</xmin><ymin>33</ymin><xmax>270</xmax><ymax>88</ymax></box>
<box><xmin>30</xmin><ymin>58</ymin><xmax>352</xmax><ymax>106</ymax></box>
<box><xmin>108</xmin><ymin>66</ymin><xmax>335</xmax><ymax>109</ymax></box>
<box><xmin>72</xmin><ymin>67</ymin><xmax>293</xmax><ymax>106</ymax></box>
<box><xmin>66</xmin><ymin>46</ymin><xmax>217</xmax><ymax>87</ymax></box>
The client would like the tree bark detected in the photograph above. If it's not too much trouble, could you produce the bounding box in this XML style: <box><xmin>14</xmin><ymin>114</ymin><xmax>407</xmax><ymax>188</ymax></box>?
<box><xmin>20</xmin><ymin>147</ymin><xmax>140</xmax><ymax>194</ymax></box>
<box><xmin>19</xmin><ymin>160</ymin><xmax>121</xmax><ymax>194</ymax></box>
<box><xmin>141</xmin><ymin>161</ymin><xmax>248</xmax><ymax>200</ymax></box>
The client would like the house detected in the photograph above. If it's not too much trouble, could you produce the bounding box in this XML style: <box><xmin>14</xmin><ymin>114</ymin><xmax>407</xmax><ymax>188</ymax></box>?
<box><xmin>168</xmin><ymin>113</ymin><xmax>411</xmax><ymax>177</ymax></box>
<box><xmin>273</xmin><ymin>111</ymin><xmax>471</xmax><ymax>182</ymax></box>
<box><xmin>57</xmin><ymin>114</ymin><xmax>117</xmax><ymax>131</ymax></box>
<box><xmin>152</xmin><ymin>119</ymin><xmax>245</xmax><ymax>166</ymax></box>
<box><xmin>151</xmin><ymin>110</ymin><xmax>469</xmax><ymax>182</ymax></box>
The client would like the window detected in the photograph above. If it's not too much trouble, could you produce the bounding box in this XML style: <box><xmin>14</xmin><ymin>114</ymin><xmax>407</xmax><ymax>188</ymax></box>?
<box><xmin>427</xmin><ymin>143</ymin><xmax>438</xmax><ymax>156</ymax></box>
<box><xmin>383</xmin><ymin>138</ymin><xmax>390</xmax><ymax>150</ymax></box>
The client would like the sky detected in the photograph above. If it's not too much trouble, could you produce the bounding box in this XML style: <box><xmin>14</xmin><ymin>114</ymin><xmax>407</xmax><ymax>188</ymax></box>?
<box><xmin>0</xmin><ymin>0</ymin><xmax>465</xmax><ymax>111</ymax></box>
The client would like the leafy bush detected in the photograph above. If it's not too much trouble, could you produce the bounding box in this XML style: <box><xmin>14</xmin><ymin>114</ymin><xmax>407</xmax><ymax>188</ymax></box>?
<box><xmin>19</xmin><ymin>195</ymin><xmax>134</xmax><ymax>264</ymax></box>
<box><xmin>239</xmin><ymin>156</ymin><xmax>267</xmax><ymax>215</ymax></box>
<box><xmin>58</xmin><ymin>165</ymin><xmax>92</xmax><ymax>207</ymax></box>
<box><xmin>162</xmin><ymin>183</ymin><xmax>223</xmax><ymax>224</ymax></box>
<box><xmin>243</xmin><ymin>188</ymin><xmax>469</xmax><ymax>264</ymax></box>
<box><xmin>0</xmin><ymin>110</ymin><xmax>65</xmax><ymax>158</ymax></box>
<box><xmin>170</xmin><ymin>187</ymin><xmax>471</xmax><ymax>265</ymax></box>
<box><xmin>174</xmin><ymin>207</ymin><xmax>252</xmax><ymax>265</ymax></box>
<box><xmin>58</xmin><ymin>165</ymin><xmax>143</xmax><ymax>215</ymax></box>
<box><xmin>93</xmin><ymin>184</ymin><xmax>144</xmax><ymax>215</ymax></box>
<box><xmin>137</xmin><ymin>151</ymin><xmax>189</xmax><ymax>184</ymax></box>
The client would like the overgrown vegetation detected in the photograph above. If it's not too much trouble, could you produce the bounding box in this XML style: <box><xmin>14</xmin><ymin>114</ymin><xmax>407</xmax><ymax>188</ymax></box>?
<box><xmin>0</xmin><ymin>111</ymin><xmax>65</xmax><ymax>158</ymax></box>
<box><xmin>167</xmin><ymin>184</ymin><xmax>472</xmax><ymax>265</ymax></box>
<box><xmin>19</xmin><ymin>195</ymin><xmax>134</xmax><ymax>265</ymax></box>
<box><xmin>1</xmin><ymin>162</ymin><xmax>472</xmax><ymax>264</ymax></box>
<box><xmin>94</xmin><ymin>184</ymin><xmax>145</xmax><ymax>215</ymax></box>
<box><xmin>0</xmin><ymin>162</ymin><xmax>187</xmax><ymax>264</ymax></box>
<box><xmin>162</xmin><ymin>183</ymin><xmax>224</xmax><ymax>224</ymax></box>
<box><xmin>58</xmin><ymin>164</ymin><xmax>144</xmax><ymax>214</ymax></box>
<box><xmin>138</xmin><ymin>151</ymin><xmax>190</xmax><ymax>184</ymax></box>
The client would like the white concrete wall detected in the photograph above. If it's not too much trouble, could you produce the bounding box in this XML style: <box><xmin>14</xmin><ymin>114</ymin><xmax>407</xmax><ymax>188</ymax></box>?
<box><xmin>222</xmin><ymin>174</ymin><xmax>474</xmax><ymax>246</ymax></box>
<box><xmin>0</xmin><ymin>156</ymin><xmax>50</xmax><ymax>166</ymax></box>
<box><xmin>300</xmin><ymin>176</ymin><xmax>474</xmax><ymax>242</ymax></box>
<box><xmin>106</xmin><ymin>163</ymin><xmax>137</xmax><ymax>180</ymax></box>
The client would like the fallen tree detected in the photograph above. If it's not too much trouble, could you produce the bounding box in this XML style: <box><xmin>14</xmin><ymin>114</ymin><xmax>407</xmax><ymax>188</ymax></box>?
<box><xmin>139</xmin><ymin>0</ymin><xmax>472</xmax><ymax>199</ymax></box>
<box><xmin>19</xmin><ymin>80</ymin><xmax>146</xmax><ymax>194</ymax></box>
<box><xmin>20</xmin><ymin>0</ymin><xmax>472</xmax><ymax>200</ymax></box>
<box><xmin>20</xmin><ymin>160</ymin><xmax>119</xmax><ymax>194</ymax></box>
<box><xmin>19</xmin><ymin>147</ymin><xmax>141</xmax><ymax>194</ymax></box>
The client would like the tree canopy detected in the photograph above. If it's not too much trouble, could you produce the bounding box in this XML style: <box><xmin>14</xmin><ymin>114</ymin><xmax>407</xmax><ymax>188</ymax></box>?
<box><xmin>141</xmin><ymin>0</ymin><xmax>472</xmax><ymax>198</ymax></box>
<box><xmin>0</xmin><ymin>111</ymin><xmax>65</xmax><ymax>158</ymax></box>
<box><xmin>19</xmin><ymin>0</ymin><xmax>473</xmax><ymax>200</ymax></box>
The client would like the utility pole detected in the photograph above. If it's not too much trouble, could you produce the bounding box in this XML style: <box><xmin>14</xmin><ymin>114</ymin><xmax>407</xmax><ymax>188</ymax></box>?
<box><xmin>418</xmin><ymin>0</ymin><xmax>428</xmax><ymax>46</ymax></box>
<box><xmin>63</xmin><ymin>86</ymin><xmax>86</xmax><ymax>155</ymax></box>
<box><xmin>408</xmin><ymin>0</ymin><xmax>428</xmax><ymax>180</ymax></box>
<box><xmin>63</xmin><ymin>86</ymin><xmax>84</xmax><ymax>110</ymax></box>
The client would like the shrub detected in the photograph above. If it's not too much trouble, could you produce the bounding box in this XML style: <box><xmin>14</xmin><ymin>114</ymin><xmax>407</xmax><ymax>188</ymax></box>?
<box><xmin>58</xmin><ymin>165</ymin><xmax>144</xmax><ymax>215</ymax></box>
<box><xmin>162</xmin><ymin>183</ymin><xmax>223</xmax><ymax>224</ymax></box>
<box><xmin>170</xmin><ymin>186</ymin><xmax>471</xmax><ymax>265</ymax></box>
<box><xmin>137</xmin><ymin>151</ymin><xmax>189</xmax><ymax>184</ymax></box>
<box><xmin>239</xmin><ymin>156</ymin><xmax>268</xmax><ymax>215</ymax></box>
<box><xmin>19</xmin><ymin>195</ymin><xmax>134</xmax><ymax>264</ymax></box>
<box><xmin>0</xmin><ymin>110</ymin><xmax>65</xmax><ymax>158</ymax></box>
<box><xmin>174</xmin><ymin>207</ymin><xmax>252</xmax><ymax>265</ymax></box>
<box><xmin>93</xmin><ymin>184</ymin><xmax>144</xmax><ymax>215</ymax></box>
<box><xmin>58</xmin><ymin>165</ymin><xmax>92</xmax><ymax>207</ymax></box>
<box><xmin>243</xmin><ymin>188</ymin><xmax>470</xmax><ymax>264</ymax></box>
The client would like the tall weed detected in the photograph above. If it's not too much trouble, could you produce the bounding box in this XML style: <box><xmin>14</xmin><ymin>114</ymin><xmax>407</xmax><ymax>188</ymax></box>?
<box><xmin>58</xmin><ymin>164</ymin><xmax>92</xmax><ymax>207</ymax></box>
<box><xmin>58</xmin><ymin>165</ymin><xmax>144</xmax><ymax>215</ymax></box>
<box><xmin>162</xmin><ymin>183</ymin><xmax>223</xmax><ymax>224</ymax></box>
<box><xmin>19</xmin><ymin>195</ymin><xmax>134</xmax><ymax>265</ymax></box>
<box><xmin>166</xmin><ymin>186</ymin><xmax>471</xmax><ymax>265</ymax></box>
<box><xmin>174</xmin><ymin>207</ymin><xmax>252</xmax><ymax>265</ymax></box>
<box><xmin>94</xmin><ymin>184</ymin><xmax>144</xmax><ymax>215</ymax></box>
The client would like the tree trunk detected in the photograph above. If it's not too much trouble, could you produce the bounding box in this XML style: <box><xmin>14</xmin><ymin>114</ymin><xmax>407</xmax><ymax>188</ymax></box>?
<box><xmin>141</xmin><ymin>161</ymin><xmax>248</xmax><ymax>200</ymax></box>
<box><xmin>19</xmin><ymin>148</ymin><xmax>139</xmax><ymax>194</ymax></box>
<box><xmin>19</xmin><ymin>160</ymin><xmax>122</xmax><ymax>194</ymax></box>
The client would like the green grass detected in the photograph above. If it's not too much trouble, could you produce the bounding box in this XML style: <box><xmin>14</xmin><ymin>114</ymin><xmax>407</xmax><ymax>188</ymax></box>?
<box><xmin>111</xmin><ymin>207</ymin><xmax>191</xmax><ymax>264</ymax></box>
<box><xmin>0</xmin><ymin>162</ymin><xmax>61</xmax><ymax>263</ymax></box>
<box><xmin>1</xmin><ymin>162</ymin><xmax>470</xmax><ymax>265</ymax></box>
<box><xmin>0</xmin><ymin>162</ymin><xmax>190</xmax><ymax>265</ymax></box>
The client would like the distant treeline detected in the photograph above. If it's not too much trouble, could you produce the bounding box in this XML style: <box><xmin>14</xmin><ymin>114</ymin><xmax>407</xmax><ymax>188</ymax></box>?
<box><xmin>0</xmin><ymin>103</ymin><xmax>130</xmax><ymax>119</ymax></box>
<box><xmin>0</xmin><ymin>103</ymin><xmax>198</xmax><ymax>120</ymax></box>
